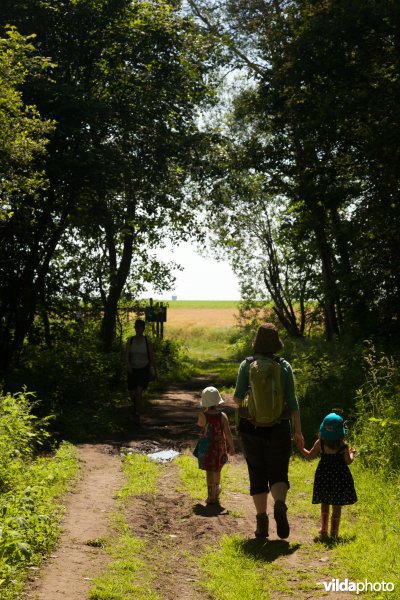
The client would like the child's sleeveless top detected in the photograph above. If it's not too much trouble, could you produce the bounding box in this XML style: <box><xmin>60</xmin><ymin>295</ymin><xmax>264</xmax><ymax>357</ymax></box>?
<box><xmin>312</xmin><ymin>440</ymin><xmax>357</xmax><ymax>505</ymax></box>
<box><xmin>194</xmin><ymin>412</ymin><xmax>228</xmax><ymax>472</ymax></box>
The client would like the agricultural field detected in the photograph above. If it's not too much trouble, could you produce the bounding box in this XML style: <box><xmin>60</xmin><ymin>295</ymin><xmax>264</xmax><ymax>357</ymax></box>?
<box><xmin>165</xmin><ymin>300</ymin><xmax>239</xmax><ymax>329</ymax></box>
<box><xmin>160</xmin><ymin>301</ymin><xmax>241</xmax><ymax>364</ymax></box>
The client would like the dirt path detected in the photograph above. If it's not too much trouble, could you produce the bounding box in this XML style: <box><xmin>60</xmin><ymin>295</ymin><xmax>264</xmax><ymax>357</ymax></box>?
<box><xmin>25</xmin><ymin>445</ymin><xmax>124</xmax><ymax>600</ymax></box>
<box><xmin>24</xmin><ymin>379</ymin><xmax>354</xmax><ymax>600</ymax></box>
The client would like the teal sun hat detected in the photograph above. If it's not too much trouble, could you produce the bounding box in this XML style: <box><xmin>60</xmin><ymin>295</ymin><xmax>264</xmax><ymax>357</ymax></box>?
<box><xmin>319</xmin><ymin>412</ymin><xmax>346</xmax><ymax>441</ymax></box>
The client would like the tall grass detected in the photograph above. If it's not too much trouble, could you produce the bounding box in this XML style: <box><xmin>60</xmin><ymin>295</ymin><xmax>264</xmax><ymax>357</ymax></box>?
<box><xmin>352</xmin><ymin>344</ymin><xmax>400</xmax><ymax>472</ymax></box>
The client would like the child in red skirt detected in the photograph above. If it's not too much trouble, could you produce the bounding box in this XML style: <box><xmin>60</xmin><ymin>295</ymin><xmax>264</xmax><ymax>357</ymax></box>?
<box><xmin>194</xmin><ymin>386</ymin><xmax>235</xmax><ymax>504</ymax></box>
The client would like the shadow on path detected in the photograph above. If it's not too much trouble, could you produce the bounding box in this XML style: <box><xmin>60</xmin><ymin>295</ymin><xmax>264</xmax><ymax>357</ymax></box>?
<box><xmin>240</xmin><ymin>538</ymin><xmax>301</xmax><ymax>563</ymax></box>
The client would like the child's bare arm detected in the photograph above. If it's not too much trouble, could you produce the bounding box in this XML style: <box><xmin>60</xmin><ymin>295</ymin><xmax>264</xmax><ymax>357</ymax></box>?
<box><xmin>344</xmin><ymin>446</ymin><xmax>355</xmax><ymax>465</ymax></box>
<box><xmin>301</xmin><ymin>439</ymin><xmax>321</xmax><ymax>460</ymax></box>
<box><xmin>222</xmin><ymin>412</ymin><xmax>235</xmax><ymax>455</ymax></box>
<box><xmin>197</xmin><ymin>412</ymin><xmax>206</xmax><ymax>427</ymax></box>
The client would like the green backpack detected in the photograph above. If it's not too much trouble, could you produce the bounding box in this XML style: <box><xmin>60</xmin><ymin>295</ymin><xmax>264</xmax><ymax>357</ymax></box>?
<box><xmin>246</xmin><ymin>356</ymin><xmax>283</xmax><ymax>425</ymax></box>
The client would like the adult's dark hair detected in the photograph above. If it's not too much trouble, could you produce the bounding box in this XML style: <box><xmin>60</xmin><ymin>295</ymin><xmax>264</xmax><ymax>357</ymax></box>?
<box><xmin>135</xmin><ymin>319</ymin><xmax>146</xmax><ymax>328</ymax></box>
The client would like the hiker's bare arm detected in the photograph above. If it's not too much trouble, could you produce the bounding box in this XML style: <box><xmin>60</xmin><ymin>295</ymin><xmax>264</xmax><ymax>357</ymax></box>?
<box><xmin>292</xmin><ymin>410</ymin><xmax>304</xmax><ymax>450</ymax></box>
<box><xmin>301</xmin><ymin>439</ymin><xmax>321</xmax><ymax>460</ymax></box>
<box><xmin>146</xmin><ymin>338</ymin><xmax>158</xmax><ymax>377</ymax></box>
<box><xmin>197</xmin><ymin>412</ymin><xmax>206</xmax><ymax>427</ymax></box>
<box><xmin>126</xmin><ymin>339</ymin><xmax>132</xmax><ymax>371</ymax></box>
<box><xmin>222</xmin><ymin>412</ymin><xmax>235</xmax><ymax>454</ymax></box>
<box><xmin>233</xmin><ymin>396</ymin><xmax>244</xmax><ymax>406</ymax></box>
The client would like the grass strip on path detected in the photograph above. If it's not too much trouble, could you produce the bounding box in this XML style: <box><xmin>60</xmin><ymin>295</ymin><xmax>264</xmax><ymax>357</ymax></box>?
<box><xmin>176</xmin><ymin>452</ymin><xmax>249</xmax><ymax>504</ymax></box>
<box><xmin>89</xmin><ymin>453</ymin><xmax>161</xmax><ymax>600</ymax></box>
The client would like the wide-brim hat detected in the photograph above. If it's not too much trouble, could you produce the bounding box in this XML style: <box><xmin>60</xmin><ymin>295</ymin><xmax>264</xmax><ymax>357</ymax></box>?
<box><xmin>201</xmin><ymin>386</ymin><xmax>224</xmax><ymax>408</ymax></box>
<box><xmin>319</xmin><ymin>412</ymin><xmax>346</xmax><ymax>440</ymax></box>
<box><xmin>253</xmin><ymin>323</ymin><xmax>283</xmax><ymax>354</ymax></box>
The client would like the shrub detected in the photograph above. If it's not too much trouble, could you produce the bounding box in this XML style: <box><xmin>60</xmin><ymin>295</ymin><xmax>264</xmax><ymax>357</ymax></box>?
<box><xmin>0</xmin><ymin>390</ymin><xmax>51</xmax><ymax>493</ymax></box>
<box><xmin>352</xmin><ymin>344</ymin><xmax>400</xmax><ymax>472</ymax></box>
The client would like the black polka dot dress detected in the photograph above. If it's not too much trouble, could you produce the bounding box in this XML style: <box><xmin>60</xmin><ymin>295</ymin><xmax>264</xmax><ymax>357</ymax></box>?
<box><xmin>312</xmin><ymin>441</ymin><xmax>357</xmax><ymax>505</ymax></box>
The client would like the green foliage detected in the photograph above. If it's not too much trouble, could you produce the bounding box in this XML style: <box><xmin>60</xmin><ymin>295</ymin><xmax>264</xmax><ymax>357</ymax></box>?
<box><xmin>196</xmin><ymin>0</ymin><xmax>400</xmax><ymax>340</ymax></box>
<box><xmin>7</xmin><ymin>319</ymin><xmax>124</xmax><ymax>440</ymax></box>
<box><xmin>0</xmin><ymin>27</ymin><xmax>54</xmax><ymax>215</ymax></box>
<box><xmin>0</xmin><ymin>0</ymin><xmax>223</xmax><ymax>364</ymax></box>
<box><xmin>0</xmin><ymin>391</ymin><xmax>79</xmax><ymax>597</ymax></box>
<box><xmin>352</xmin><ymin>345</ymin><xmax>400</xmax><ymax>472</ymax></box>
<box><xmin>151</xmin><ymin>336</ymin><xmax>193</xmax><ymax>384</ymax></box>
<box><xmin>0</xmin><ymin>391</ymin><xmax>51</xmax><ymax>492</ymax></box>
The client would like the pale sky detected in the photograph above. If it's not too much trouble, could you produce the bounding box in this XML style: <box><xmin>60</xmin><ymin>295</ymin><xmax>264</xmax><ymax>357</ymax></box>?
<box><xmin>144</xmin><ymin>241</ymin><xmax>241</xmax><ymax>301</ymax></box>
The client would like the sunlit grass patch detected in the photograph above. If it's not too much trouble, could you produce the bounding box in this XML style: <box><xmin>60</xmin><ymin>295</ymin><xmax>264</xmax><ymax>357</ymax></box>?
<box><xmin>175</xmin><ymin>453</ymin><xmax>207</xmax><ymax>501</ymax></box>
<box><xmin>289</xmin><ymin>457</ymin><xmax>400</xmax><ymax>598</ymax></box>
<box><xmin>168</xmin><ymin>325</ymin><xmax>239</xmax><ymax>360</ymax></box>
<box><xmin>117</xmin><ymin>454</ymin><xmax>160</xmax><ymax>499</ymax></box>
<box><xmin>200</xmin><ymin>534</ymin><xmax>300</xmax><ymax>599</ymax></box>
<box><xmin>329</xmin><ymin>465</ymin><xmax>400</xmax><ymax>597</ymax></box>
<box><xmin>288</xmin><ymin>455</ymin><xmax>320</xmax><ymax>518</ymax></box>
<box><xmin>89</xmin><ymin>517</ymin><xmax>160</xmax><ymax>600</ymax></box>
<box><xmin>176</xmin><ymin>452</ymin><xmax>249</xmax><ymax>502</ymax></box>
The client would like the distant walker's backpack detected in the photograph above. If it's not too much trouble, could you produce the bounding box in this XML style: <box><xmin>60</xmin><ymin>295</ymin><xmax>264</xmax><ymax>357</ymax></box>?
<box><xmin>247</xmin><ymin>356</ymin><xmax>283</xmax><ymax>426</ymax></box>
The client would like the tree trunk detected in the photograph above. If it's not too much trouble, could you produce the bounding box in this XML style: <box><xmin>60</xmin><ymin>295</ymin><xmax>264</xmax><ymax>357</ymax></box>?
<box><xmin>100</xmin><ymin>199</ymin><xmax>136</xmax><ymax>351</ymax></box>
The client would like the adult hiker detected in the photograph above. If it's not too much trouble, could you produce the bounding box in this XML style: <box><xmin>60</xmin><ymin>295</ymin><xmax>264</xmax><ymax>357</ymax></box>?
<box><xmin>233</xmin><ymin>323</ymin><xmax>304</xmax><ymax>539</ymax></box>
<box><xmin>126</xmin><ymin>319</ymin><xmax>157</xmax><ymax>425</ymax></box>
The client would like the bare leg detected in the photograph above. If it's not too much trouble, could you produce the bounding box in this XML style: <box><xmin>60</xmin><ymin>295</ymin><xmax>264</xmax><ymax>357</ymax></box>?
<box><xmin>133</xmin><ymin>386</ymin><xmax>143</xmax><ymax>422</ymax></box>
<box><xmin>330</xmin><ymin>505</ymin><xmax>342</xmax><ymax>538</ymax></box>
<box><xmin>252</xmin><ymin>492</ymin><xmax>268</xmax><ymax>514</ymax></box>
<box><xmin>206</xmin><ymin>471</ymin><xmax>219</xmax><ymax>503</ymax></box>
<box><xmin>320</xmin><ymin>503</ymin><xmax>330</xmax><ymax>537</ymax></box>
<box><xmin>270</xmin><ymin>482</ymin><xmax>288</xmax><ymax>503</ymax></box>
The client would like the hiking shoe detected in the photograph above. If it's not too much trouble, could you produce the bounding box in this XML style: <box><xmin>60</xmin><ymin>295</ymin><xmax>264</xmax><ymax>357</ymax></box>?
<box><xmin>274</xmin><ymin>500</ymin><xmax>290</xmax><ymax>539</ymax></box>
<box><xmin>255</xmin><ymin>512</ymin><xmax>269</xmax><ymax>538</ymax></box>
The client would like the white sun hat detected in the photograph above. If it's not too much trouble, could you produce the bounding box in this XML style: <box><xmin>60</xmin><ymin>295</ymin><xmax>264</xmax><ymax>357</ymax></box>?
<box><xmin>201</xmin><ymin>386</ymin><xmax>224</xmax><ymax>408</ymax></box>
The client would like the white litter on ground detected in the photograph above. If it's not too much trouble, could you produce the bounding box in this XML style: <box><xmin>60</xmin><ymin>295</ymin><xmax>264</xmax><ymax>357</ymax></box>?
<box><xmin>147</xmin><ymin>449</ymin><xmax>179</xmax><ymax>462</ymax></box>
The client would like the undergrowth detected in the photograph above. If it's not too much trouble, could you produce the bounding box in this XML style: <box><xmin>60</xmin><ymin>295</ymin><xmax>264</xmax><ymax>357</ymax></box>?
<box><xmin>0</xmin><ymin>390</ymin><xmax>79</xmax><ymax>598</ymax></box>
